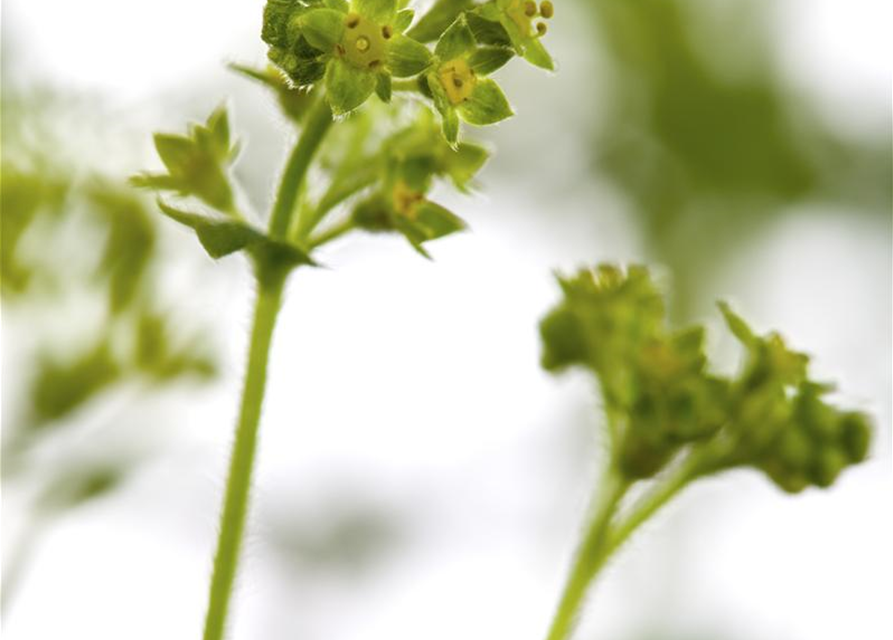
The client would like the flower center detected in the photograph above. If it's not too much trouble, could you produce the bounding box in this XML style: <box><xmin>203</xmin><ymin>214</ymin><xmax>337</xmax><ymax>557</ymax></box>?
<box><xmin>340</xmin><ymin>13</ymin><xmax>387</xmax><ymax>70</ymax></box>
<box><xmin>438</xmin><ymin>58</ymin><xmax>476</xmax><ymax>105</ymax></box>
<box><xmin>392</xmin><ymin>181</ymin><xmax>424</xmax><ymax>219</ymax></box>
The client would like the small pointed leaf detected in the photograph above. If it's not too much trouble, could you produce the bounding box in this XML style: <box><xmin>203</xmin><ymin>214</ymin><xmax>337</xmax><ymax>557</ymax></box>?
<box><xmin>467</xmin><ymin>46</ymin><xmax>514</xmax><ymax>75</ymax></box>
<box><xmin>457</xmin><ymin>78</ymin><xmax>513</xmax><ymax>125</ymax></box>
<box><xmin>300</xmin><ymin>8</ymin><xmax>346</xmax><ymax>52</ymax></box>
<box><xmin>387</xmin><ymin>34</ymin><xmax>433</xmax><ymax>77</ymax></box>
<box><xmin>325</xmin><ymin>59</ymin><xmax>377</xmax><ymax>115</ymax></box>
<box><xmin>434</xmin><ymin>16</ymin><xmax>476</xmax><ymax>60</ymax></box>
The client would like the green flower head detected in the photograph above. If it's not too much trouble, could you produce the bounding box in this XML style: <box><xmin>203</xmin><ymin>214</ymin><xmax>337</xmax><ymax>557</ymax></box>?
<box><xmin>426</xmin><ymin>15</ymin><xmax>514</xmax><ymax>145</ymax></box>
<box><xmin>540</xmin><ymin>266</ymin><xmax>872</xmax><ymax>485</ymax></box>
<box><xmin>264</xmin><ymin>0</ymin><xmax>432</xmax><ymax>115</ymax></box>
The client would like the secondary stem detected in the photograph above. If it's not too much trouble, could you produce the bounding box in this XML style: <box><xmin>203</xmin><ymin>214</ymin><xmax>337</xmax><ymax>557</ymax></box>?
<box><xmin>268</xmin><ymin>97</ymin><xmax>334</xmax><ymax>240</ymax></box>
<box><xmin>605</xmin><ymin>453</ymin><xmax>703</xmax><ymax>558</ymax></box>
<box><xmin>545</xmin><ymin>469</ymin><xmax>629</xmax><ymax>640</ymax></box>
<box><xmin>202</xmin><ymin>277</ymin><xmax>284</xmax><ymax>640</ymax></box>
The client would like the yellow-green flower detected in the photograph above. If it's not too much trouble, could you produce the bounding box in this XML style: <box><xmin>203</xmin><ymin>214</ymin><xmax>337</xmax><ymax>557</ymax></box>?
<box><xmin>426</xmin><ymin>16</ymin><xmax>514</xmax><ymax>145</ymax></box>
<box><xmin>265</xmin><ymin>0</ymin><xmax>433</xmax><ymax>115</ymax></box>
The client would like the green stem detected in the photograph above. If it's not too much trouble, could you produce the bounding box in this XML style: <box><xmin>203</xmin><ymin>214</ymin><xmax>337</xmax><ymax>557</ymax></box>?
<box><xmin>268</xmin><ymin>97</ymin><xmax>334</xmax><ymax>239</ymax></box>
<box><xmin>545</xmin><ymin>469</ymin><xmax>629</xmax><ymax>640</ymax></box>
<box><xmin>605</xmin><ymin>453</ymin><xmax>704</xmax><ymax>559</ymax></box>
<box><xmin>391</xmin><ymin>78</ymin><xmax>424</xmax><ymax>93</ymax></box>
<box><xmin>296</xmin><ymin>161</ymin><xmax>378</xmax><ymax>242</ymax></box>
<box><xmin>203</xmin><ymin>95</ymin><xmax>335</xmax><ymax>640</ymax></box>
<box><xmin>309</xmin><ymin>217</ymin><xmax>355</xmax><ymax>249</ymax></box>
<box><xmin>202</xmin><ymin>277</ymin><xmax>284</xmax><ymax>640</ymax></box>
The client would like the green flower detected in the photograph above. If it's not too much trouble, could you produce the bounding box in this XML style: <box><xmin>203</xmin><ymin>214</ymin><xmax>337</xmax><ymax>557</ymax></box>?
<box><xmin>349</xmin><ymin>112</ymin><xmax>486</xmax><ymax>255</ymax></box>
<box><xmin>264</xmin><ymin>0</ymin><xmax>432</xmax><ymax>115</ymax></box>
<box><xmin>426</xmin><ymin>16</ymin><xmax>514</xmax><ymax>144</ymax></box>
<box><xmin>472</xmin><ymin>0</ymin><xmax>555</xmax><ymax>70</ymax></box>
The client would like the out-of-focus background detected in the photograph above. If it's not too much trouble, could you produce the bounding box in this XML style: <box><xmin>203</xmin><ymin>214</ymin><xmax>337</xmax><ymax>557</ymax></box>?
<box><xmin>2</xmin><ymin>1</ymin><xmax>890</xmax><ymax>639</ymax></box>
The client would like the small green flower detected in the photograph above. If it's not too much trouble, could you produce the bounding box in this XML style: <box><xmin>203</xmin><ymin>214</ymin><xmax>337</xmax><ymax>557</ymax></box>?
<box><xmin>265</xmin><ymin>0</ymin><xmax>432</xmax><ymax>115</ymax></box>
<box><xmin>351</xmin><ymin>184</ymin><xmax>466</xmax><ymax>258</ymax></box>
<box><xmin>426</xmin><ymin>16</ymin><xmax>514</xmax><ymax>144</ymax></box>
<box><xmin>349</xmin><ymin>112</ymin><xmax>485</xmax><ymax>255</ymax></box>
<box><xmin>473</xmin><ymin>0</ymin><xmax>555</xmax><ymax>70</ymax></box>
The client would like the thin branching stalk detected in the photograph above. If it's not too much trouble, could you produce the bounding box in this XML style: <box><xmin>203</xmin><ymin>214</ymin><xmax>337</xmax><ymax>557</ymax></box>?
<box><xmin>545</xmin><ymin>469</ymin><xmax>629</xmax><ymax>640</ymax></box>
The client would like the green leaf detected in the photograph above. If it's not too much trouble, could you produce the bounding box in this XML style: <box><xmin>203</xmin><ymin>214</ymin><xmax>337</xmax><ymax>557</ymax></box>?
<box><xmin>299</xmin><ymin>8</ymin><xmax>346</xmax><ymax>52</ymax></box>
<box><xmin>467</xmin><ymin>46</ymin><xmax>514</xmax><ymax>75</ymax></box>
<box><xmin>434</xmin><ymin>15</ymin><xmax>476</xmax><ymax>60</ymax></box>
<box><xmin>718</xmin><ymin>301</ymin><xmax>756</xmax><ymax>346</ymax></box>
<box><xmin>413</xmin><ymin>201</ymin><xmax>467</xmax><ymax>240</ymax></box>
<box><xmin>375</xmin><ymin>72</ymin><xmax>392</xmax><ymax>102</ymax></box>
<box><xmin>324</xmin><ymin>0</ymin><xmax>350</xmax><ymax>12</ymax></box>
<box><xmin>446</xmin><ymin>142</ymin><xmax>490</xmax><ymax>190</ymax></box>
<box><xmin>32</xmin><ymin>342</ymin><xmax>120</xmax><ymax>423</ymax></box>
<box><xmin>408</xmin><ymin>0</ymin><xmax>474</xmax><ymax>43</ymax></box>
<box><xmin>153</xmin><ymin>134</ymin><xmax>193</xmax><ymax>173</ymax></box>
<box><xmin>386</xmin><ymin>34</ymin><xmax>433</xmax><ymax>77</ymax></box>
<box><xmin>465</xmin><ymin>11</ymin><xmax>512</xmax><ymax>47</ymax></box>
<box><xmin>157</xmin><ymin>200</ymin><xmax>313</xmax><ymax>268</ymax></box>
<box><xmin>134</xmin><ymin>107</ymin><xmax>240</xmax><ymax>214</ymax></box>
<box><xmin>393</xmin><ymin>9</ymin><xmax>415</xmax><ymax>33</ymax></box>
<box><xmin>521</xmin><ymin>34</ymin><xmax>554</xmax><ymax>71</ymax></box>
<box><xmin>90</xmin><ymin>186</ymin><xmax>156</xmax><ymax>314</ymax></box>
<box><xmin>38</xmin><ymin>465</ymin><xmax>126</xmax><ymax>511</ymax></box>
<box><xmin>442</xmin><ymin>108</ymin><xmax>460</xmax><ymax>145</ymax></box>
<box><xmin>325</xmin><ymin>58</ymin><xmax>377</xmax><ymax>115</ymax></box>
<box><xmin>354</xmin><ymin>0</ymin><xmax>398</xmax><ymax>23</ymax></box>
<box><xmin>206</xmin><ymin>104</ymin><xmax>231</xmax><ymax>151</ymax></box>
<box><xmin>457</xmin><ymin>78</ymin><xmax>513</xmax><ymax>125</ymax></box>
<box><xmin>426</xmin><ymin>70</ymin><xmax>460</xmax><ymax>144</ymax></box>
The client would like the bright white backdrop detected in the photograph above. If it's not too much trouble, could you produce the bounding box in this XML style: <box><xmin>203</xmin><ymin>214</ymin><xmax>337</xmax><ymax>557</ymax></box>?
<box><xmin>2</xmin><ymin>2</ymin><xmax>891</xmax><ymax>640</ymax></box>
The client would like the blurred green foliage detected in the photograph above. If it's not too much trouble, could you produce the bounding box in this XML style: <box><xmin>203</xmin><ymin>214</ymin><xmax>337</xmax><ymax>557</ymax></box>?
<box><xmin>2</xmin><ymin>89</ymin><xmax>219</xmax><ymax>608</ymax></box>
<box><xmin>579</xmin><ymin>0</ymin><xmax>891</xmax><ymax>317</ymax></box>
<box><xmin>2</xmin><ymin>94</ymin><xmax>217</xmax><ymax>437</ymax></box>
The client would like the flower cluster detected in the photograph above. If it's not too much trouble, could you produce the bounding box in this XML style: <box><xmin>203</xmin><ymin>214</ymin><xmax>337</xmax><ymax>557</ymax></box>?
<box><xmin>262</xmin><ymin>0</ymin><xmax>554</xmax><ymax>141</ymax></box>
<box><xmin>540</xmin><ymin>265</ymin><xmax>871</xmax><ymax>489</ymax></box>
<box><xmin>136</xmin><ymin>2</ymin><xmax>557</xmax><ymax>269</ymax></box>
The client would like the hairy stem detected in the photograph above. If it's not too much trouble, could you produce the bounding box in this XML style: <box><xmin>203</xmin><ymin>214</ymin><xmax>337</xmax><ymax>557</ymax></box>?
<box><xmin>268</xmin><ymin>97</ymin><xmax>334</xmax><ymax>239</ymax></box>
<box><xmin>309</xmin><ymin>217</ymin><xmax>355</xmax><ymax>249</ymax></box>
<box><xmin>203</xmin><ymin>95</ymin><xmax>335</xmax><ymax>640</ymax></box>
<box><xmin>605</xmin><ymin>453</ymin><xmax>703</xmax><ymax>559</ymax></box>
<box><xmin>202</xmin><ymin>277</ymin><xmax>284</xmax><ymax>640</ymax></box>
<box><xmin>545</xmin><ymin>469</ymin><xmax>629</xmax><ymax>640</ymax></box>
<box><xmin>545</xmin><ymin>451</ymin><xmax>704</xmax><ymax>640</ymax></box>
<box><xmin>297</xmin><ymin>163</ymin><xmax>378</xmax><ymax>241</ymax></box>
